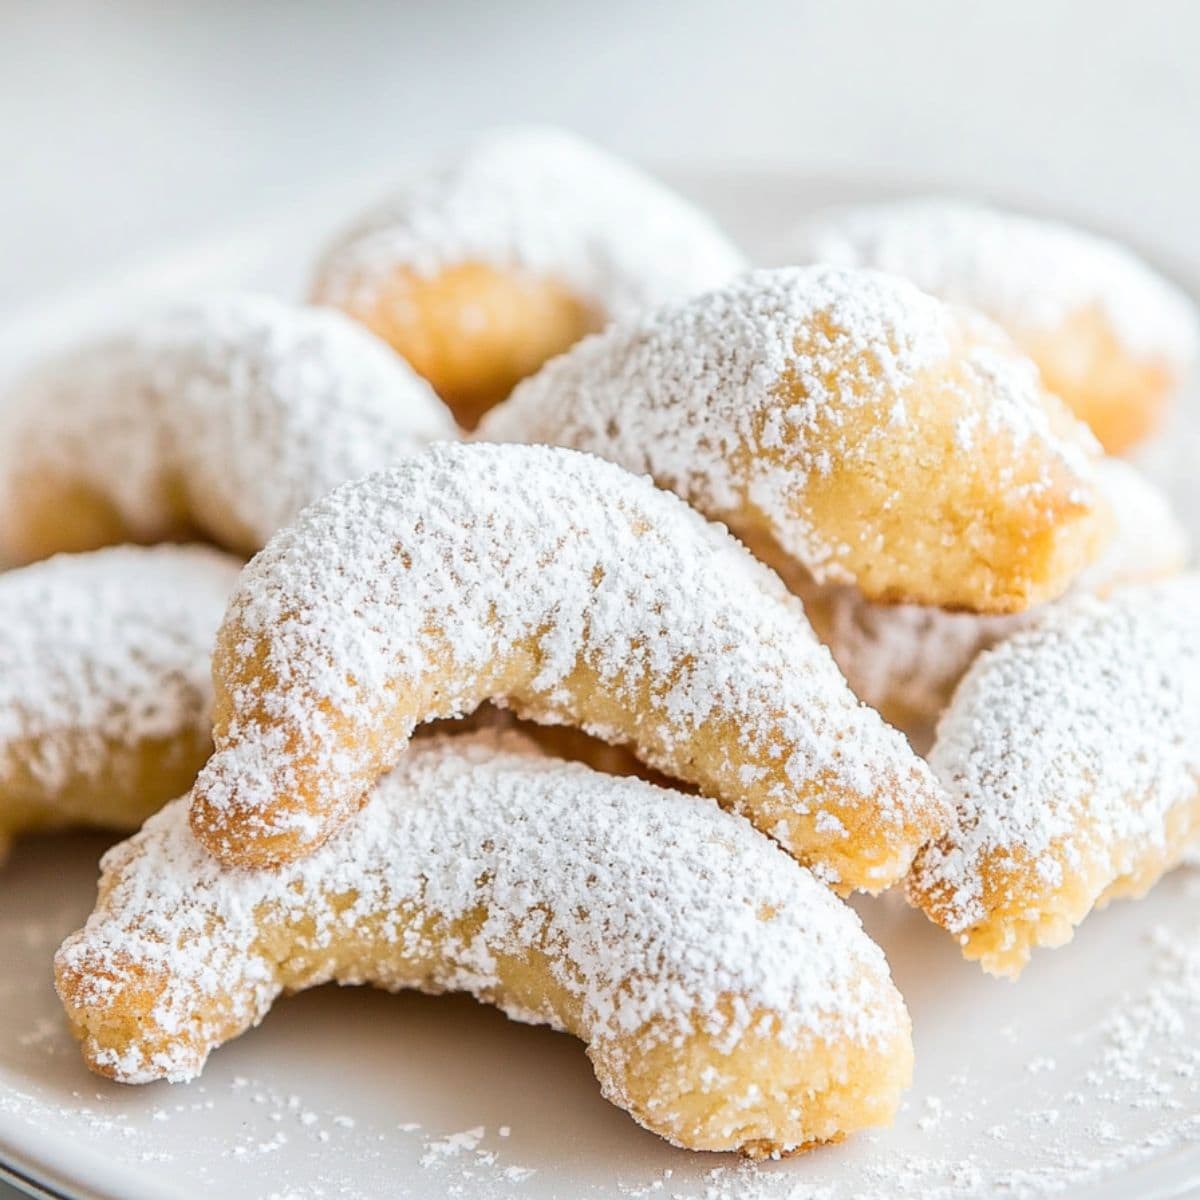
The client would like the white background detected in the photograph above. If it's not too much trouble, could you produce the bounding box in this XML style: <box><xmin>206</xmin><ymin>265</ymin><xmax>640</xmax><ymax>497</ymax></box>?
<box><xmin>1</xmin><ymin>4</ymin><xmax>1198</xmax><ymax>1197</ymax></box>
<box><xmin>4</xmin><ymin>0</ymin><xmax>1200</xmax><ymax>317</ymax></box>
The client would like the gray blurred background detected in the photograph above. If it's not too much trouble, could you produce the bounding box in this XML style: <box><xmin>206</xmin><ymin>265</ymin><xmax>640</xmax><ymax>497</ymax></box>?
<box><xmin>4</xmin><ymin>0</ymin><xmax>1200</xmax><ymax>316</ymax></box>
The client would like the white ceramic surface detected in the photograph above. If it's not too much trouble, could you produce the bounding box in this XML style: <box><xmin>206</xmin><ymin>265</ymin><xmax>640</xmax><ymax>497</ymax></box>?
<box><xmin>0</xmin><ymin>174</ymin><xmax>1198</xmax><ymax>1200</ymax></box>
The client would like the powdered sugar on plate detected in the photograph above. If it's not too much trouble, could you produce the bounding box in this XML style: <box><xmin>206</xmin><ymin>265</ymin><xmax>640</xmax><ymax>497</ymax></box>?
<box><xmin>10</xmin><ymin>843</ymin><xmax>1200</xmax><ymax>1198</ymax></box>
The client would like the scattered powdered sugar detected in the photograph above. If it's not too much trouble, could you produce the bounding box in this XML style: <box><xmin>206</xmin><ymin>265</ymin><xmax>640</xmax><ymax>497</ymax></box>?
<box><xmin>480</xmin><ymin>266</ymin><xmax>1098</xmax><ymax>581</ymax></box>
<box><xmin>397</xmin><ymin>1119</ymin><xmax>535</xmax><ymax>1187</ymax></box>
<box><xmin>3</xmin><ymin>830</ymin><xmax>1199</xmax><ymax>1196</ymax></box>
<box><xmin>421</xmin><ymin>1125</ymin><xmax>486</xmax><ymax>1166</ymax></box>
<box><xmin>59</xmin><ymin>731</ymin><xmax>901</xmax><ymax>1087</ymax></box>
<box><xmin>0</xmin><ymin>544</ymin><xmax>240</xmax><ymax>809</ymax></box>
<box><xmin>918</xmin><ymin>574</ymin><xmax>1200</xmax><ymax>931</ymax></box>
<box><xmin>312</xmin><ymin>126</ymin><xmax>745</xmax><ymax>322</ymax></box>
<box><xmin>788</xmin><ymin>197</ymin><xmax>1200</xmax><ymax>366</ymax></box>
<box><xmin>0</xmin><ymin>293</ymin><xmax>457</xmax><ymax>557</ymax></box>
<box><xmin>611</xmin><ymin>907</ymin><xmax>1200</xmax><ymax>1198</ymax></box>
<box><xmin>195</xmin><ymin>440</ymin><xmax>940</xmax><ymax>882</ymax></box>
<box><xmin>798</xmin><ymin>457</ymin><xmax>1190</xmax><ymax>737</ymax></box>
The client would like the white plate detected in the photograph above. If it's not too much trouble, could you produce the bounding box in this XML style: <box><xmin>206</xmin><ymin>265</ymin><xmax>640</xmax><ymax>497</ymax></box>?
<box><xmin>1</xmin><ymin>173</ymin><xmax>1199</xmax><ymax>1200</ymax></box>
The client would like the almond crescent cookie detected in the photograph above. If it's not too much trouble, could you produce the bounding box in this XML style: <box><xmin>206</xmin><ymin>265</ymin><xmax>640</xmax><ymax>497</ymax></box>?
<box><xmin>188</xmin><ymin>442</ymin><xmax>947</xmax><ymax>888</ymax></box>
<box><xmin>57</xmin><ymin>732</ymin><xmax>914</xmax><ymax>1156</ymax></box>
<box><xmin>0</xmin><ymin>294</ymin><xmax>457</xmax><ymax>563</ymax></box>
<box><xmin>909</xmin><ymin>575</ymin><xmax>1200</xmax><ymax>977</ymax></box>
<box><xmin>0</xmin><ymin>545</ymin><xmax>240</xmax><ymax>857</ymax></box>
<box><xmin>796</xmin><ymin>459</ymin><xmax>1189</xmax><ymax>742</ymax></box>
<box><xmin>310</xmin><ymin>127</ymin><xmax>746</xmax><ymax>428</ymax></box>
<box><xmin>789</xmin><ymin>198</ymin><xmax>1200</xmax><ymax>453</ymax></box>
<box><xmin>479</xmin><ymin>266</ymin><xmax>1110</xmax><ymax>613</ymax></box>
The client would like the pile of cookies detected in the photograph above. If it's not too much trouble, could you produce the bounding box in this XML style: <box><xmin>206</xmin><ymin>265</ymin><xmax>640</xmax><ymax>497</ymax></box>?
<box><xmin>2</xmin><ymin>128</ymin><xmax>1197</xmax><ymax>1158</ymax></box>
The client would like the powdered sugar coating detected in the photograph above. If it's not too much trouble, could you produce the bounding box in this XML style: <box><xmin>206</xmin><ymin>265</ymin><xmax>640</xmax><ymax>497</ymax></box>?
<box><xmin>0</xmin><ymin>294</ymin><xmax>457</xmax><ymax>557</ymax></box>
<box><xmin>917</xmin><ymin>574</ymin><xmax>1200</xmax><ymax>934</ymax></box>
<box><xmin>789</xmin><ymin>198</ymin><xmax>1200</xmax><ymax>367</ymax></box>
<box><xmin>192</xmin><ymin>441</ymin><xmax>943</xmax><ymax>887</ymax></box>
<box><xmin>57</xmin><ymin>732</ymin><xmax>906</xmax><ymax>1095</ymax></box>
<box><xmin>312</xmin><ymin>127</ymin><xmax>746</xmax><ymax>319</ymax></box>
<box><xmin>0</xmin><ymin>544</ymin><xmax>240</xmax><ymax>801</ymax></box>
<box><xmin>480</xmin><ymin>265</ymin><xmax>1102</xmax><ymax>589</ymax></box>
<box><xmin>802</xmin><ymin>458</ymin><xmax>1190</xmax><ymax>736</ymax></box>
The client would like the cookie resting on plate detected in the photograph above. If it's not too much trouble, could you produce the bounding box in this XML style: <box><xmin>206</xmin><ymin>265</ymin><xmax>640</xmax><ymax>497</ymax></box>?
<box><xmin>0</xmin><ymin>294</ymin><xmax>457</xmax><ymax>563</ymax></box>
<box><xmin>0</xmin><ymin>544</ymin><xmax>240</xmax><ymax>858</ymax></box>
<box><xmin>910</xmin><ymin>574</ymin><xmax>1200</xmax><ymax>977</ymax></box>
<box><xmin>58</xmin><ymin>731</ymin><xmax>914</xmax><ymax>1157</ymax></box>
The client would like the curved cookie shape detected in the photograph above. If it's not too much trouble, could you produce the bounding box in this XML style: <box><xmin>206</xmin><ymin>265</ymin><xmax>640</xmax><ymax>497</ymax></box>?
<box><xmin>57</xmin><ymin>732</ymin><xmax>913</xmax><ymax>1156</ymax></box>
<box><xmin>0</xmin><ymin>294</ymin><xmax>457</xmax><ymax>563</ymax></box>
<box><xmin>796</xmin><ymin>459</ymin><xmax>1189</xmax><ymax>743</ymax></box>
<box><xmin>310</xmin><ymin>127</ymin><xmax>746</xmax><ymax>428</ymax></box>
<box><xmin>480</xmin><ymin>266</ymin><xmax>1110</xmax><ymax>613</ymax></box>
<box><xmin>0</xmin><ymin>545</ymin><xmax>241</xmax><ymax>856</ymax></box>
<box><xmin>788</xmin><ymin>198</ymin><xmax>1200</xmax><ymax>453</ymax></box>
<box><xmin>909</xmin><ymin>575</ymin><xmax>1200</xmax><ymax>977</ymax></box>
<box><xmin>188</xmin><ymin>442</ymin><xmax>946</xmax><ymax>887</ymax></box>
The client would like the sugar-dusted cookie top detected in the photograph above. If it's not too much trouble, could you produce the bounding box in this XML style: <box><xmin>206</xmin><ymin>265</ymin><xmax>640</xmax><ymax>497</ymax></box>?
<box><xmin>482</xmin><ymin>266</ymin><xmax>1109</xmax><ymax>612</ymax></box>
<box><xmin>912</xmin><ymin>574</ymin><xmax>1200</xmax><ymax>975</ymax></box>
<box><xmin>789</xmin><ymin>198</ymin><xmax>1200</xmax><ymax>452</ymax></box>
<box><xmin>0</xmin><ymin>294</ymin><xmax>457</xmax><ymax>560</ymax></box>
<box><xmin>313</xmin><ymin>126</ymin><xmax>746</xmax><ymax>327</ymax></box>
<box><xmin>190</xmin><ymin>441</ymin><xmax>945</xmax><ymax>886</ymax></box>
<box><xmin>311</xmin><ymin>128</ymin><xmax>747</xmax><ymax>428</ymax></box>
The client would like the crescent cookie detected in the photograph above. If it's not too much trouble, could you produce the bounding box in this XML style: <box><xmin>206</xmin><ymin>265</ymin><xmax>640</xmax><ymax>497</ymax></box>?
<box><xmin>788</xmin><ymin>198</ymin><xmax>1200</xmax><ymax>453</ymax></box>
<box><xmin>909</xmin><ymin>575</ymin><xmax>1200</xmax><ymax>978</ymax></box>
<box><xmin>188</xmin><ymin>442</ymin><xmax>947</xmax><ymax>888</ymax></box>
<box><xmin>0</xmin><ymin>545</ymin><xmax>241</xmax><ymax>857</ymax></box>
<box><xmin>796</xmin><ymin>459</ymin><xmax>1190</xmax><ymax>742</ymax></box>
<box><xmin>310</xmin><ymin>127</ymin><xmax>746</xmax><ymax>428</ymax></box>
<box><xmin>0</xmin><ymin>294</ymin><xmax>457</xmax><ymax>564</ymax></box>
<box><xmin>479</xmin><ymin>266</ymin><xmax>1110</xmax><ymax>613</ymax></box>
<box><xmin>56</xmin><ymin>732</ymin><xmax>914</xmax><ymax>1156</ymax></box>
